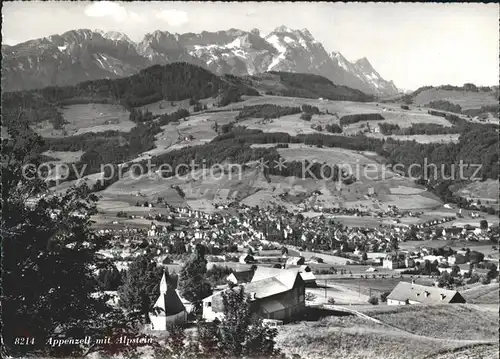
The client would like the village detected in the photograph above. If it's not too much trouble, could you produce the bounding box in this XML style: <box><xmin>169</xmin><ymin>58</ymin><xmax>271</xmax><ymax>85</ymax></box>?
<box><xmin>95</xmin><ymin>200</ymin><xmax>499</xmax><ymax>333</ymax></box>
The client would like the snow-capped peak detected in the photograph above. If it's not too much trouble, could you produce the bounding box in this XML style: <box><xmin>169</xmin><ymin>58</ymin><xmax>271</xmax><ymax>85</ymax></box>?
<box><xmin>355</xmin><ymin>57</ymin><xmax>373</xmax><ymax>69</ymax></box>
<box><xmin>273</xmin><ymin>25</ymin><xmax>294</xmax><ymax>33</ymax></box>
<box><xmin>103</xmin><ymin>31</ymin><xmax>132</xmax><ymax>43</ymax></box>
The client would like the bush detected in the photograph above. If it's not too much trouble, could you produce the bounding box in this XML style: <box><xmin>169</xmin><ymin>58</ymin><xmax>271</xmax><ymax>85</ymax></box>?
<box><xmin>300</xmin><ymin>113</ymin><xmax>312</xmax><ymax>121</ymax></box>
<box><xmin>368</xmin><ymin>296</ymin><xmax>379</xmax><ymax>305</ymax></box>
<box><xmin>301</xmin><ymin>104</ymin><xmax>321</xmax><ymax>115</ymax></box>
<box><xmin>481</xmin><ymin>276</ymin><xmax>491</xmax><ymax>285</ymax></box>
<box><xmin>305</xmin><ymin>292</ymin><xmax>317</xmax><ymax>302</ymax></box>
<box><xmin>327</xmin><ymin>297</ymin><xmax>336</xmax><ymax>305</ymax></box>
<box><xmin>380</xmin><ymin>292</ymin><xmax>390</xmax><ymax>303</ymax></box>
<box><xmin>325</xmin><ymin>123</ymin><xmax>342</xmax><ymax>133</ymax></box>
<box><xmin>427</xmin><ymin>100</ymin><xmax>462</xmax><ymax>114</ymax></box>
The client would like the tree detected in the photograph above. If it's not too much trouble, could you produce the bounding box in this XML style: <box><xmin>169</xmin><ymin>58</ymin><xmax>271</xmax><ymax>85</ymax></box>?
<box><xmin>117</xmin><ymin>254</ymin><xmax>164</xmax><ymax>318</ymax></box>
<box><xmin>480</xmin><ymin>219</ymin><xmax>488</xmax><ymax>230</ymax></box>
<box><xmin>177</xmin><ymin>244</ymin><xmax>212</xmax><ymax>313</ymax></box>
<box><xmin>361</xmin><ymin>252</ymin><xmax>368</xmax><ymax>261</ymax></box>
<box><xmin>390</xmin><ymin>237</ymin><xmax>399</xmax><ymax>252</ymax></box>
<box><xmin>487</xmin><ymin>267</ymin><xmax>499</xmax><ymax>281</ymax></box>
<box><xmin>469</xmin><ymin>251</ymin><xmax>485</xmax><ymax>264</ymax></box>
<box><xmin>368</xmin><ymin>296</ymin><xmax>379</xmax><ymax>305</ymax></box>
<box><xmin>422</xmin><ymin>259</ymin><xmax>432</xmax><ymax>275</ymax></box>
<box><xmin>300</xmin><ymin>112</ymin><xmax>312</xmax><ymax>121</ymax></box>
<box><xmin>218</xmin><ymin>287</ymin><xmax>281</xmax><ymax>358</ymax></box>
<box><xmin>2</xmin><ymin>118</ymin><xmax>144</xmax><ymax>357</ymax></box>
<box><xmin>197</xmin><ymin>321</ymin><xmax>219</xmax><ymax>358</ymax></box>
<box><xmin>438</xmin><ymin>271</ymin><xmax>453</xmax><ymax>288</ymax></box>
<box><xmin>380</xmin><ymin>292</ymin><xmax>390</xmax><ymax>302</ymax></box>
<box><xmin>98</xmin><ymin>265</ymin><xmax>123</xmax><ymax>291</ymax></box>
<box><xmin>212</xmin><ymin>121</ymin><xmax>219</xmax><ymax>134</ymax></box>
<box><xmin>281</xmin><ymin>246</ymin><xmax>289</xmax><ymax>256</ymax></box>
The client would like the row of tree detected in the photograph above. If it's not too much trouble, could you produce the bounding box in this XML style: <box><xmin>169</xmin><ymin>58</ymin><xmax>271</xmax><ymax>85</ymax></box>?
<box><xmin>236</xmin><ymin>104</ymin><xmax>302</xmax><ymax>120</ymax></box>
<box><xmin>339</xmin><ymin>113</ymin><xmax>385</xmax><ymax>126</ymax></box>
<box><xmin>378</xmin><ymin>122</ymin><xmax>461</xmax><ymax>135</ymax></box>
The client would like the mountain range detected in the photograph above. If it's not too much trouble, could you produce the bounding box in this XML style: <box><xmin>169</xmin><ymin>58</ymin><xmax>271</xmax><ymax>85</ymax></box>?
<box><xmin>2</xmin><ymin>26</ymin><xmax>398</xmax><ymax>96</ymax></box>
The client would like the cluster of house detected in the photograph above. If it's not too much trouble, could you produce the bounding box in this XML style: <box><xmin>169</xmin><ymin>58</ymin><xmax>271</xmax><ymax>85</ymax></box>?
<box><xmin>147</xmin><ymin>261</ymin><xmax>471</xmax><ymax>331</ymax></box>
<box><xmin>148</xmin><ymin>264</ymin><xmax>308</xmax><ymax>330</ymax></box>
<box><xmin>300</xmin><ymin>204</ymin><xmax>421</xmax><ymax>219</ymax></box>
<box><xmin>101</xmin><ymin>202</ymin><xmax>496</xmax><ymax>271</ymax></box>
<box><xmin>381</xmin><ymin>247</ymin><xmax>498</xmax><ymax>276</ymax></box>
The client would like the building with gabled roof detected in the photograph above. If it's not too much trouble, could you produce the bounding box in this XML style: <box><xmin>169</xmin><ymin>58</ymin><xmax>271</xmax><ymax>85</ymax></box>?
<box><xmin>387</xmin><ymin>281</ymin><xmax>466</xmax><ymax>305</ymax></box>
<box><xmin>149</xmin><ymin>272</ymin><xmax>187</xmax><ymax>330</ymax></box>
<box><xmin>227</xmin><ymin>269</ymin><xmax>255</xmax><ymax>285</ymax></box>
<box><xmin>202</xmin><ymin>268</ymin><xmax>305</xmax><ymax>323</ymax></box>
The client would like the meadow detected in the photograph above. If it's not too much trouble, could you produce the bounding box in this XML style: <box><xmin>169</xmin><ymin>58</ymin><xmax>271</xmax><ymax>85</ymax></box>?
<box><xmin>275</xmin><ymin>310</ymin><xmax>496</xmax><ymax>359</ymax></box>
<box><xmin>362</xmin><ymin>304</ymin><xmax>499</xmax><ymax>341</ymax></box>
<box><xmin>33</xmin><ymin>104</ymin><xmax>134</xmax><ymax>137</ymax></box>
<box><xmin>413</xmin><ymin>89</ymin><xmax>498</xmax><ymax>110</ymax></box>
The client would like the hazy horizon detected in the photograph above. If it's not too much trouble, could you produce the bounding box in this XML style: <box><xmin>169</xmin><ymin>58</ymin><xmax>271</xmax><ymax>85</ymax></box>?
<box><xmin>2</xmin><ymin>1</ymin><xmax>498</xmax><ymax>90</ymax></box>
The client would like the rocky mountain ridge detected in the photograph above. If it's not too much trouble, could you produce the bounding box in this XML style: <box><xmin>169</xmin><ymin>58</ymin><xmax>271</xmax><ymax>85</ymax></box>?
<box><xmin>2</xmin><ymin>26</ymin><xmax>398</xmax><ymax>96</ymax></box>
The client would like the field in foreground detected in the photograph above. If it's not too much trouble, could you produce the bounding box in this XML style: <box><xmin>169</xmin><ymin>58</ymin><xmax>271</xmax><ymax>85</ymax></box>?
<box><xmin>362</xmin><ymin>304</ymin><xmax>499</xmax><ymax>341</ymax></box>
<box><xmin>276</xmin><ymin>304</ymin><xmax>498</xmax><ymax>359</ymax></box>
<box><xmin>463</xmin><ymin>283</ymin><xmax>500</xmax><ymax>304</ymax></box>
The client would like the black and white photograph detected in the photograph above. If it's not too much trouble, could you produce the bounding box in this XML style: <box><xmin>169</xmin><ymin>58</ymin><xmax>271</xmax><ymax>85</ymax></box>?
<box><xmin>1</xmin><ymin>1</ymin><xmax>499</xmax><ymax>359</ymax></box>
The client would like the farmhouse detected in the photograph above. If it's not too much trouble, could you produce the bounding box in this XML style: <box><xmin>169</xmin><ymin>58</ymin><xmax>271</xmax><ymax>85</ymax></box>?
<box><xmin>272</xmin><ymin>264</ymin><xmax>317</xmax><ymax>286</ymax></box>
<box><xmin>149</xmin><ymin>272</ymin><xmax>187</xmax><ymax>330</ymax></box>
<box><xmin>387</xmin><ymin>281</ymin><xmax>466</xmax><ymax>305</ymax></box>
<box><xmin>382</xmin><ymin>254</ymin><xmax>400</xmax><ymax>269</ymax></box>
<box><xmin>202</xmin><ymin>268</ymin><xmax>305</xmax><ymax>323</ymax></box>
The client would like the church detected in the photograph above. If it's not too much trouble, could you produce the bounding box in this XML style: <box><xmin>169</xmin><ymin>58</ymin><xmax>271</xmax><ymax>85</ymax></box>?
<box><xmin>149</xmin><ymin>272</ymin><xmax>187</xmax><ymax>330</ymax></box>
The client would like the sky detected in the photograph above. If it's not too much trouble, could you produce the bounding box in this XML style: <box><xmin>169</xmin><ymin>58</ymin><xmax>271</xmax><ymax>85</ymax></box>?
<box><xmin>2</xmin><ymin>1</ymin><xmax>498</xmax><ymax>90</ymax></box>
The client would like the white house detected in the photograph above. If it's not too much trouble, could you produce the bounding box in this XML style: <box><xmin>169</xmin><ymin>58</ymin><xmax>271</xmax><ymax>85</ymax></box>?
<box><xmin>387</xmin><ymin>281</ymin><xmax>466</xmax><ymax>305</ymax></box>
<box><xmin>383</xmin><ymin>255</ymin><xmax>399</xmax><ymax>269</ymax></box>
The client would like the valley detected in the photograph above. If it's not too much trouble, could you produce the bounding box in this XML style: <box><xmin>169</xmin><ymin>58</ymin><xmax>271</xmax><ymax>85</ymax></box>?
<box><xmin>2</xmin><ymin>43</ymin><xmax>498</xmax><ymax>359</ymax></box>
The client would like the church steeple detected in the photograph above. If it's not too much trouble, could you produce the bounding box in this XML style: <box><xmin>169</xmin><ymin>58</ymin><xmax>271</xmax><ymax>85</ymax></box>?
<box><xmin>159</xmin><ymin>271</ymin><xmax>168</xmax><ymax>294</ymax></box>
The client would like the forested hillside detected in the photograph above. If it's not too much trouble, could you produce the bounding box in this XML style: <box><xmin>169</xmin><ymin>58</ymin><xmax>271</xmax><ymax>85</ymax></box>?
<box><xmin>248</xmin><ymin>71</ymin><xmax>374</xmax><ymax>101</ymax></box>
<box><xmin>1</xmin><ymin>62</ymin><xmax>258</xmax><ymax>129</ymax></box>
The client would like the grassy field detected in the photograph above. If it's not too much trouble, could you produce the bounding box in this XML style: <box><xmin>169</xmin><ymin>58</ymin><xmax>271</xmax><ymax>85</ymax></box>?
<box><xmin>463</xmin><ymin>283</ymin><xmax>500</xmax><ymax>304</ymax></box>
<box><xmin>413</xmin><ymin>89</ymin><xmax>498</xmax><ymax>110</ymax></box>
<box><xmin>138</xmin><ymin>97</ymin><xmax>217</xmax><ymax>116</ymax></box>
<box><xmin>33</xmin><ymin>104</ymin><xmax>134</xmax><ymax>137</ymax></box>
<box><xmin>240</xmin><ymin>113</ymin><xmax>324</xmax><ymax>136</ymax></box>
<box><xmin>363</xmin><ymin>304</ymin><xmax>499</xmax><ymax>341</ymax></box>
<box><xmin>41</xmin><ymin>150</ymin><xmax>84</xmax><ymax>163</ymax></box>
<box><xmin>53</xmin><ymin>94</ymin><xmax>500</xmax><ymax>228</ymax></box>
<box><xmin>276</xmin><ymin>311</ymin><xmax>494</xmax><ymax>359</ymax></box>
<box><xmin>451</xmin><ymin>180</ymin><xmax>499</xmax><ymax>204</ymax></box>
<box><xmin>433</xmin><ymin>344</ymin><xmax>499</xmax><ymax>359</ymax></box>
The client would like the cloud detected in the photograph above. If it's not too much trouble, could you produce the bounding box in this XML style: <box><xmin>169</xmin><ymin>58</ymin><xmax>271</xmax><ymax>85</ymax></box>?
<box><xmin>156</xmin><ymin>9</ymin><xmax>188</xmax><ymax>27</ymax></box>
<box><xmin>84</xmin><ymin>1</ymin><xmax>144</xmax><ymax>23</ymax></box>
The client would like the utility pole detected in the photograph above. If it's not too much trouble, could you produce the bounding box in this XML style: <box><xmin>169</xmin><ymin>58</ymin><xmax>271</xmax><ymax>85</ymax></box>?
<box><xmin>325</xmin><ymin>279</ymin><xmax>327</xmax><ymax>300</ymax></box>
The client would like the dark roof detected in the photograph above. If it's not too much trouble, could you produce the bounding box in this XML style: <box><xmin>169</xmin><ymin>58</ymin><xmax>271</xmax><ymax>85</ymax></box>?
<box><xmin>228</xmin><ymin>270</ymin><xmax>254</xmax><ymax>283</ymax></box>
<box><xmin>206</xmin><ymin>268</ymin><xmax>303</xmax><ymax>313</ymax></box>
<box><xmin>151</xmin><ymin>274</ymin><xmax>186</xmax><ymax>316</ymax></box>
